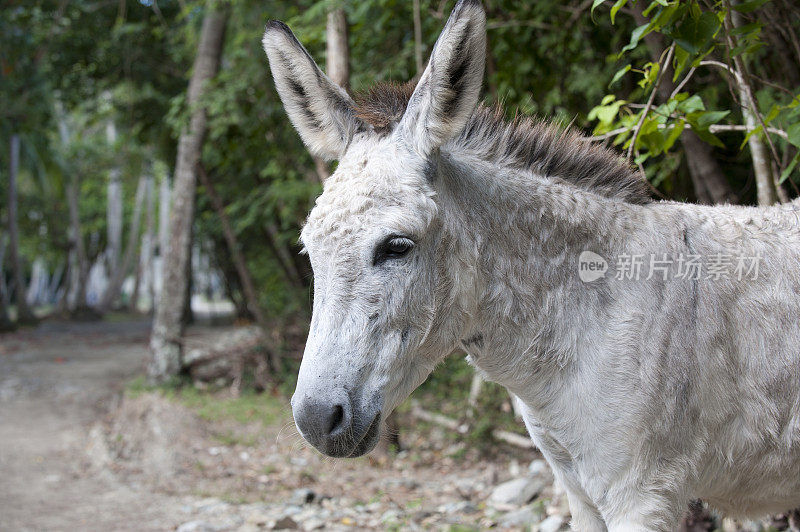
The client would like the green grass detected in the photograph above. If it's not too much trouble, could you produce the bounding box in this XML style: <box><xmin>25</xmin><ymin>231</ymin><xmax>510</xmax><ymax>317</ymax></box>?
<box><xmin>125</xmin><ymin>375</ymin><xmax>288</xmax><ymax>427</ymax></box>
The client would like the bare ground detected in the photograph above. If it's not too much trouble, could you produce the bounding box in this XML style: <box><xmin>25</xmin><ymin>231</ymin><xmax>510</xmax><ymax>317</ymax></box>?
<box><xmin>0</xmin><ymin>319</ymin><xmax>560</xmax><ymax>532</ymax></box>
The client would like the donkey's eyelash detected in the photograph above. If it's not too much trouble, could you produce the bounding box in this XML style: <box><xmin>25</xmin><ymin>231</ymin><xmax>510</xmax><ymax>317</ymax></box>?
<box><xmin>373</xmin><ymin>235</ymin><xmax>415</xmax><ymax>266</ymax></box>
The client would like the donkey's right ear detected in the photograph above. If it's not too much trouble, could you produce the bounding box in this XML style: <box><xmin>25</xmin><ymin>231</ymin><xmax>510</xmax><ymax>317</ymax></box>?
<box><xmin>263</xmin><ymin>21</ymin><xmax>361</xmax><ymax>161</ymax></box>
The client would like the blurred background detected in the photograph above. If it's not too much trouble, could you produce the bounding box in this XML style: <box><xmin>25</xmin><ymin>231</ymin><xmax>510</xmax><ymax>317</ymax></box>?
<box><xmin>2</xmin><ymin>0</ymin><xmax>800</xmax><ymax>530</ymax></box>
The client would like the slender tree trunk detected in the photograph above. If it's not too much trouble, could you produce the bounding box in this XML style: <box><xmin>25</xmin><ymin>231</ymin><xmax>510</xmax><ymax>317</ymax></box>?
<box><xmin>7</xmin><ymin>134</ymin><xmax>36</xmax><ymax>324</ymax></box>
<box><xmin>106</xmin><ymin>121</ymin><xmax>123</xmax><ymax>275</ymax></box>
<box><xmin>148</xmin><ymin>3</ymin><xmax>227</xmax><ymax>383</ymax></box>
<box><xmin>141</xmin><ymin>174</ymin><xmax>156</xmax><ymax>312</ymax></box>
<box><xmin>197</xmin><ymin>165</ymin><xmax>267</xmax><ymax>329</ymax></box>
<box><xmin>412</xmin><ymin>0</ymin><xmax>424</xmax><ymax>74</ymax></box>
<box><xmin>66</xmin><ymin>176</ymin><xmax>90</xmax><ymax>311</ymax></box>
<box><xmin>633</xmin><ymin>6</ymin><xmax>737</xmax><ymax>205</ymax></box>
<box><xmin>326</xmin><ymin>7</ymin><xmax>349</xmax><ymax>90</ymax></box>
<box><xmin>0</xmin><ymin>236</ymin><xmax>15</xmax><ymax>331</ymax></box>
<box><xmin>729</xmin><ymin>4</ymin><xmax>777</xmax><ymax>206</ymax></box>
<box><xmin>99</xmin><ymin>174</ymin><xmax>146</xmax><ymax>312</ymax></box>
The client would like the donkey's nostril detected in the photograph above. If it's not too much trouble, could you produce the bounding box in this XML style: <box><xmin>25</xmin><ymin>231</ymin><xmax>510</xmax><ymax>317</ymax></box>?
<box><xmin>327</xmin><ymin>404</ymin><xmax>345</xmax><ymax>435</ymax></box>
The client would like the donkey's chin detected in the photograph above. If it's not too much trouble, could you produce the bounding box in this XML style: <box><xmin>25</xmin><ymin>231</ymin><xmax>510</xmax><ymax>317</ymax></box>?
<box><xmin>322</xmin><ymin>412</ymin><xmax>382</xmax><ymax>458</ymax></box>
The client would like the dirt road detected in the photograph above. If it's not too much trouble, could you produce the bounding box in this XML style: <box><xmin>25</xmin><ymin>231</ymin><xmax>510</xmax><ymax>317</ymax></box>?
<box><xmin>0</xmin><ymin>319</ymin><xmax>191</xmax><ymax>531</ymax></box>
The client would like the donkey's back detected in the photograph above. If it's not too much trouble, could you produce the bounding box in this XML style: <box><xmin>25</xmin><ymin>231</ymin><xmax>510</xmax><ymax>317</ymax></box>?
<box><xmin>616</xmin><ymin>200</ymin><xmax>800</xmax><ymax>518</ymax></box>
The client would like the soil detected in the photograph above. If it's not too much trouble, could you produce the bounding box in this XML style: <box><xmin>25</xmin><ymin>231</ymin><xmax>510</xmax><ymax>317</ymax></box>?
<box><xmin>0</xmin><ymin>318</ymin><xmax>554</xmax><ymax>532</ymax></box>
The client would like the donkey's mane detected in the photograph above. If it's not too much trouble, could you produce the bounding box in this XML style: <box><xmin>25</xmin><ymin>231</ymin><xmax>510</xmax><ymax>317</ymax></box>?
<box><xmin>354</xmin><ymin>81</ymin><xmax>651</xmax><ymax>205</ymax></box>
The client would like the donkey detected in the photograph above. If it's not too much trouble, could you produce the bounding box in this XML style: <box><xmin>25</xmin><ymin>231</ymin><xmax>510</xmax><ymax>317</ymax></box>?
<box><xmin>262</xmin><ymin>0</ymin><xmax>800</xmax><ymax>529</ymax></box>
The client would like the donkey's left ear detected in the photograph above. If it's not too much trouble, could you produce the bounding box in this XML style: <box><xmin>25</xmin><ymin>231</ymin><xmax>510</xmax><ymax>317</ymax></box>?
<box><xmin>263</xmin><ymin>21</ymin><xmax>361</xmax><ymax>161</ymax></box>
<box><xmin>396</xmin><ymin>0</ymin><xmax>486</xmax><ymax>157</ymax></box>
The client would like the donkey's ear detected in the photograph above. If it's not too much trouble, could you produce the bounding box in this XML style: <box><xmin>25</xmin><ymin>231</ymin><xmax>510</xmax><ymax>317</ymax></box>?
<box><xmin>263</xmin><ymin>21</ymin><xmax>361</xmax><ymax>161</ymax></box>
<box><xmin>396</xmin><ymin>0</ymin><xmax>486</xmax><ymax>157</ymax></box>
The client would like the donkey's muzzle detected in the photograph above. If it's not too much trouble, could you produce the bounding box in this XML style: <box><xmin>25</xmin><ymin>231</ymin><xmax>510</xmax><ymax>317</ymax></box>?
<box><xmin>292</xmin><ymin>388</ymin><xmax>381</xmax><ymax>457</ymax></box>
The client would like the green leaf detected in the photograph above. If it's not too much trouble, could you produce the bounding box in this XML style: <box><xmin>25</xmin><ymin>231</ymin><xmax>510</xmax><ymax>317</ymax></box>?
<box><xmin>609</xmin><ymin>64</ymin><xmax>631</xmax><ymax>87</ymax></box>
<box><xmin>677</xmin><ymin>95</ymin><xmax>705</xmax><ymax>113</ymax></box>
<box><xmin>691</xmin><ymin>110</ymin><xmax>730</xmax><ymax>130</ymax></box>
<box><xmin>780</xmin><ymin>152</ymin><xmax>800</xmax><ymax>184</ymax></box>
<box><xmin>740</xmin><ymin>125</ymin><xmax>763</xmax><ymax>150</ymax></box>
<box><xmin>691</xmin><ymin>127</ymin><xmax>725</xmax><ymax>148</ymax></box>
<box><xmin>663</xmin><ymin>120</ymin><xmax>686</xmax><ymax>151</ymax></box>
<box><xmin>591</xmin><ymin>0</ymin><xmax>607</xmax><ymax>17</ymax></box>
<box><xmin>732</xmin><ymin>0</ymin><xmax>771</xmax><ymax>14</ymax></box>
<box><xmin>610</xmin><ymin>0</ymin><xmax>628</xmax><ymax>24</ymax></box>
<box><xmin>787</xmin><ymin>122</ymin><xmax>800</xmax><ymax>148</ymax></box>
<box><xmin>673</xmin><ymin>11</ymin><xmax>720</xmax><ymax>55</ymax></box>
<box><xmin>621</xmin><ymin>23</ymin><xmax>651</xmax><ymax>54</ymax></box>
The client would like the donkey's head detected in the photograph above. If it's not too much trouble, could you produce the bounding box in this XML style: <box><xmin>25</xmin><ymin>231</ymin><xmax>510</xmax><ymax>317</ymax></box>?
<box><xmin>263</xmin><ymin>0</ymin><xmax>486</xmax><ymax>457</ymax></box>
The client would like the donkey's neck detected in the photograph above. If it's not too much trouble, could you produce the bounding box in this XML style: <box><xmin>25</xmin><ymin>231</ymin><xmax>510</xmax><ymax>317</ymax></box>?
<box><xmin>437</xmin><ymin>151</ymin><xmax>643</xmax><ymax>408</ymax></box>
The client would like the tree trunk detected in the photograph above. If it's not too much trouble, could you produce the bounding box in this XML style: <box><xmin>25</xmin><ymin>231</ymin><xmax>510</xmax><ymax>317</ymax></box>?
<box><xmin>66</xmin><ymin>175</ymin><xmax>90</xmax><ymax>311</ymax></box>
<box><xmin>197</xmin><ymin>165</ymin><xmax>267</xmax><ymax>330</ymax></box>
<box><xmin>632</xmin><ymin>6</ymin><xmax>737</xmax><ymax>205</ymax></box>
<box><xmin>148</xmin><ymin>3</ymin><xmax>227</xmax><ymax>384</ymax></box>
<box><xmin>7</xmin><ymin>134</ymin><xmax>36</xmax><ymax>324</ymax></box>
<box><xmin>412</xmin><ymin>0</ymin><xmax>424</xmax><ymax>74</ymax></box>
<box><xmin>730</xmin><ymin>4</ymin><xmax>777</xmax><ymax>206</ymax></box>
<box><xmin>326</xmin><ymin>7</ymin><xmax>349</xmax><ymax>90</ymax></box>
<box><xmin>0</xmin><ymin>236</ymin><xmax>15</xmax><ymax>331</ymax></box>
<box><xmin>106</xmin><ymin>121</ymin><xmax>123</xmax><ymax>276</ymax></box>
<box><xmin>141</xmin><ymin>174</ymin><xmax>156</xmax><ymax>312</ymax></box>
<box><xmin>99</xmin><ymin>174</ymin><xmax>146</xmax><ymax>312</ymax></box>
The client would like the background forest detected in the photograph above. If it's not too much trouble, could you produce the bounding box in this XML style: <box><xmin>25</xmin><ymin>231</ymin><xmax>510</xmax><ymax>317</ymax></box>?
<box><xmin>3</xmin><ymin>0</ymin><xmax>800</xmax><ymax>415</ymax></box>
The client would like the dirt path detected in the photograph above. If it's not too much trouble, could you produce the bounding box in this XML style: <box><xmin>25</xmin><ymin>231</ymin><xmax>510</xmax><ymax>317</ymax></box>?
<box><xmin>0</xmin><ymin>319</ymin><xmax>569</xmax><ymax>532</ymax></box>
<box><xmin>0</xmin><ymin>319</ymin><xmax>191</xmax><ymax>531</ymax></box>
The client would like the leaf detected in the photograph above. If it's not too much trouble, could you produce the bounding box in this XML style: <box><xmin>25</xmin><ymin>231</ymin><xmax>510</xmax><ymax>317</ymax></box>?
<box><xmin>732</xmin><ymin>0</ymin><xmax>771</xmax><ymax>14</ymax></box>
<box><xmin>662</xmin><ymin>120</ymin><xmax>686</xmax><ymax>151</ymax></box>
<box><xmin>677</xmin><ymin>95</ymin><xmax>705</xmax><ymax>113</ymax></box>
<box><xmin>591</xmin><ymin>0</ymin><xmax>607</xmax><ymax>17</ymax></box>
<box><xmin>621</xmin><ymin>23</ymin><xmax>651</xmax><ymax>54</ymax></box>
<box><xmin>692</xmin><ymin>110</ymin><xmax>730</xmax><ymax>130</ymax></box>
<box><xmin>610</xmin><ymin>0</ymin><xmax>628</xmax><ymax>24</ymax></box>
<box><xmin>740</xmin><ymin>125</ymin><xmax>764</xmax><ymax>150</ymax></box>
<box><xmin>673</xmin><ymin>11</ymin><xmax>720</xmax><ymax>55</ymax></box>
<box><xmin>609</xmin><ymin>64</ymin><xmax>631</xmax><ymax>87</ymax></box>
<box><xmin>780</xmin><ymin>152</ymin><xmax>800</xmax><ymax>184</ymax></box>
<box><xmin>787</xmin><ymin>122</ymin><xmax>800</xmax><ymax>148</ymax></box>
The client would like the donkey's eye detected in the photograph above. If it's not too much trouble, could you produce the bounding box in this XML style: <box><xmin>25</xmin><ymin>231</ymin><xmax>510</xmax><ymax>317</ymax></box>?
<box><xmin>374</xmin><ymin>236</ymin><xmax>414</xmax><ymax>266</ymax></box>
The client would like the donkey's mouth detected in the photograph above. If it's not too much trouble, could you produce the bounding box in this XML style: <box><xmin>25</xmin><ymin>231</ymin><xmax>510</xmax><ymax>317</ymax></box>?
<box><xmin>346</xmin><ymin>412</ymin><xmax>381</xmax><ymax>458</ymax></box>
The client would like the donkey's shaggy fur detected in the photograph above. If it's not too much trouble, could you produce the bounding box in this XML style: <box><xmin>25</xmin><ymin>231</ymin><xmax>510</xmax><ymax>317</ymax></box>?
<box><xmin>263</xmin><ymin>0</ymin><xmax>800</xmax><ymax>529</ymax></box>
<box><xmin>356</xmin><ymin>84</ymin><xmax>650</xmax><ymax>204</ymax></box>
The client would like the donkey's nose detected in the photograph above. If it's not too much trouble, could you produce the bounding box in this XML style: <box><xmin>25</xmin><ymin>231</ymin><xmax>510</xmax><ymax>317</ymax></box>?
<box><xmin>292</xmin><ymin>388</ymin><xmax>353</xmax><ymax>448</ymax></box>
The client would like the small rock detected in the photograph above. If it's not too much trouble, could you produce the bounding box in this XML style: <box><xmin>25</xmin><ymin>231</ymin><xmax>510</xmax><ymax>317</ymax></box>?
<box><xmin>239</xmin><ymin>451</ymin><xmax>250</xmax><ymax>461</ymax></box>
<box><xmin>301</xmin><ymin>518</ymin><xmax>324</xmax><ymax>531</ymax></box>
<box><xmin>290</xmin><ymin>488</ymin><xmax>316</xmax><ymax>505</ymax></box>
<box><xmin>290</xmin><ymin>457</ymin><xmax>308</xmax><ymax>467</ymax></box>
<box><xmin>529</xmin><ymin>459</ymin><xmax>552</xmax><ymax>479</ymax></box>
<box><xmin>437</xmin><ymin>501</ymin><xmax>478</xmax><ymax>514</ymax></box>
<box><xmin>489</xmin><ymin>477</ymin><xmax>548</xmax><ymax>507</ymax></box>
<box><xmin>177</xmin><ymin>521</ymin><xmax>214</xmax><ymax>532</ymax></box>
<box><xmin>537</xmin><ymin>515</ymin><xmax>565</xmax><ymax>532</ymax></box>
<box><xmin>500</xmin><ymin>506</ymin><xmax>542</xmax><ymax>528</ymax></box>
<box><xmin>272</xmin><ymin>516</ymin><xmax>298</xmax><ymax>530</ymax></box>
<box><xmin>380</xmin><ymin>509</ymin><xmax>400</xmax><ymax>523</ymax></box>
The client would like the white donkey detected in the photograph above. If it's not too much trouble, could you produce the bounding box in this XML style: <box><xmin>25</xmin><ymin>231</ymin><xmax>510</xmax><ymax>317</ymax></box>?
<box><xmin>263</xmin><ymin>0</ymin><xmax>800</xmax><ymax>529</ymax></box>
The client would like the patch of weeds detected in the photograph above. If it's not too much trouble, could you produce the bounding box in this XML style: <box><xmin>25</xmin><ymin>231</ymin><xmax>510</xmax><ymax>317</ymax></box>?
<box><xmin>405</xmin><ymin>498</ymin><xmax>423</xmax><ymax>510</ymax></box>
<box><xmin>212</xmin><ymin>430</ymin><xmax>256</xmax><ymax>447</ymax></box>
<box><xmin>445</xmin><ymin>526</ymin><xmax>481</xmax><ymax>532</ymax></box>
<box><xmin>125</xmin><ymin>375</ymin><xmax>288</xmax><ymax>428</ymax></box>
<box><xmin>261</xmin><ymin>464</ymin><xmax>277</xmax><ymax>475</ymax></box>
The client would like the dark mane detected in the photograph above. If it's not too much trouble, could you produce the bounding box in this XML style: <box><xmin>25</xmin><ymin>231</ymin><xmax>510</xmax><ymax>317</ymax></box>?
<box><xmin>354</xmin><ymin>81</ymin><xmax>651</xmax><ymax>205</ymax></box>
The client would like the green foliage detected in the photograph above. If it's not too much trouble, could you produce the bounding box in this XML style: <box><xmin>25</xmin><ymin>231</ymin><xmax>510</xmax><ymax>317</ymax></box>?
<box><xmin>589</xmin><ymin>0</ymin><xmax>800</xmax><ymax>198</ymax></box>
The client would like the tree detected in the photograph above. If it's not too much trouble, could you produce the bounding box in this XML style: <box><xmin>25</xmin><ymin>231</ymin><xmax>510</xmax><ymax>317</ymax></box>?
<box><xmin>7</xmin><ymin>135</ymin><xmax>37</xmax><ymax>325</ymax></box>
<box><xmin>149</xmin><ymin>2</ymin><xmax>228</xmax><ymax>384</ymax></box>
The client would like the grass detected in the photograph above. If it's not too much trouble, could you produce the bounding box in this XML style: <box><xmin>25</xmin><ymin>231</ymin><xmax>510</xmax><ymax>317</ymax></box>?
<box><xmin>126</xmin><ymin>375</ymin><xmax>288</xmax><ymax>427</ymax></box>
